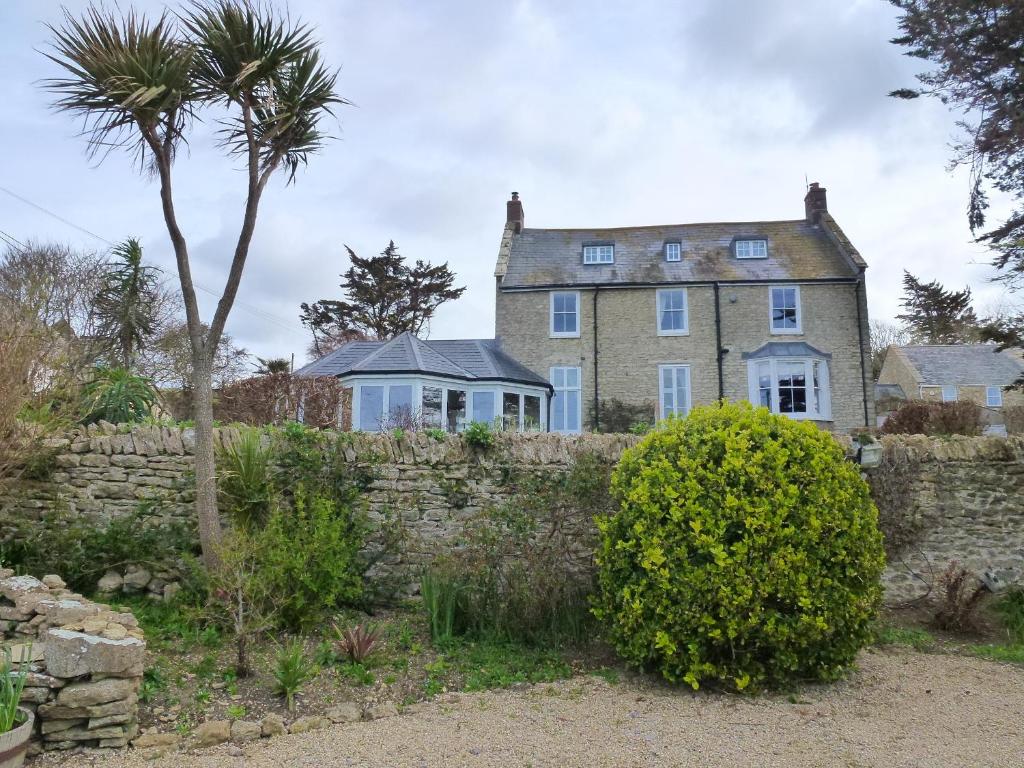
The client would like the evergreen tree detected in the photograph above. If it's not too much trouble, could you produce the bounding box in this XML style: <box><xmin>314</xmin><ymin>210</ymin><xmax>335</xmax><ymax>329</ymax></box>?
<box><xmin>300</xmin><ymin>241</ymin><xmax>466</xmax><ymax>355</ymax></box>
<box><xmin>896</xmin><ymin>271</ymin><xmax>979</xmax><ymax>344</ymax></box>
<box><xmin>93</xmin><ymin>238</ymin><xmax>161</xmax><ymax>370</ymax></box>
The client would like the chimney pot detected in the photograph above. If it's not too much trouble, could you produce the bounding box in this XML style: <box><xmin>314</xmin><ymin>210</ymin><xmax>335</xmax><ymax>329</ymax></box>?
<box><xmin>506</xmin><ymin>191</ymin><xmax>525</xmax><ymax>233</ymax></box>
<box><xmin>804</xmin><ymin>182</ymin><xmax>827</xmax><ymax>224</ymax></box>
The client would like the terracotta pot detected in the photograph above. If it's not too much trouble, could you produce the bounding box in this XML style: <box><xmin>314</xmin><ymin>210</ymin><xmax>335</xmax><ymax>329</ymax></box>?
<box><xmin>0</xmin><ymin>708</ymin><xmax>34</xmax><ymax>768</ymax></box>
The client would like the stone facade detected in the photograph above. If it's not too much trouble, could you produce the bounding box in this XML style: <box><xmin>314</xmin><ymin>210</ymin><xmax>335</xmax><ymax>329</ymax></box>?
<box><xmin>0</xmin><ymin>571</ymin><xmax>145</xmax><ymax>754</ymax></box>
<box><xmin>4</xmin><ymin>426</ymin><xmax>1022</xmax><ymax>605</ymax></box>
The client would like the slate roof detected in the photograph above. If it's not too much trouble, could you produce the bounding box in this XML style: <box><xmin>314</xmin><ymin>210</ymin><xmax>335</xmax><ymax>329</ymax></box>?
<box><xmin>296</xmin><ymin>332</ymin><xmax>550</xmax><ymax>388</ymax></box>
<box><xmin>500</xmin><ymin>219</ymin><xmax>861</xmax><ymax>289</ymax></box>
<box><xmin>897</xmin><ymin>345</ymin><xmax>1024</xmax><ymax>387</ymax></box>
<box><xmin>874</xmin><ymin>383</ymin><xmax>906</xmax><ymax>401</ymax></box>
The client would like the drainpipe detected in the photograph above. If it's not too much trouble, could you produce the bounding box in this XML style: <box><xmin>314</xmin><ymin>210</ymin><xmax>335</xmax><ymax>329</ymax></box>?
<box><xmin>855</xmin><ymin>275</ymin><xmax>870</xmax><ymax>427</ymax></box>
<box><xmin>592</xmin><ymin>287</ymin><xmax>600</xmax><ymax>431</ymax></box>
<box><xmin>713</xmin><ymin>283</ymin><xmax>725</xmax><ymax>401</ymax></box>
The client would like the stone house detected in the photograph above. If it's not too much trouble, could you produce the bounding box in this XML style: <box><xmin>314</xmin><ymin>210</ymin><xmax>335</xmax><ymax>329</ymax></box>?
<box><xmin>494</xmin><ymin>184</ymin><xmax>874</xmax><ymax>433</ymax></box>
<box><xmin>878</xmin><ymin>344</ymin><xmax>1024</xmax><ymax>432</ymax></box>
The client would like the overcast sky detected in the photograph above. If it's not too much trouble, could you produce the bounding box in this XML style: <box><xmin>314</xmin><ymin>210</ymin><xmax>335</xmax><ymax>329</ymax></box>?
<box><xmin>1</xmin><ymin>0</ymin><xmax>1016</xmax><ymax>365</ymax></box>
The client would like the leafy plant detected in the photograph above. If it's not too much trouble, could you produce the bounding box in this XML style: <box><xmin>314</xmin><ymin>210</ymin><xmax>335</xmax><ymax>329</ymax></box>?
<box><xmin>421</xmin><ymin>568</ymin><xmax>461</xmax><ymax>644</ymax></box>
<box><xmin>424</xmin><ymin>427</ymin><xmax>447</xmax><ymax>442</ymax></box>
<box><xmin>994</xmin><ymin>588</ymin><xmax>1024</xmax><ymax>644</ymax></box>
<box><xmin>334</xmin><ymin>622</ymin><xmax>382</xmax><ymax>663</ymax></box>
<box><xmin>79</xmin><ymin>367</ymin><xmax>158</xmax><ymax>425</ymax></box>
<box><xmin>0</xmin><ymin>645</ymin><xmax>29</xmax><ymax>733</ymax></box>
<box><xmin>462</xmin><ymin>421</ymin><xmax>494</xmax><ymax>450</ymax></box>
<box><xmin>226</xmin><ymin>703</ymin><xmax>247</xmax><ymax>720</ymax></box>
<box><xmin>218</xmin><ymin>429</ymin><xmax>274</xmax><ymax>529</ymax></box>
<box><xmin>933</xmin><ymin>561</ymin><xmax>989</xmax><ymax>634</ymax></box>
<box><xmin>594</xmin><ymin>402</ymin><xmax>885</xmax><ymax>691</ymax></box>
<box><xmin>881</xmin><ymin>400</ymin><xmax>983</xmax><ymax>436</ymax></box>
<box><xmin>272</xmin><ymin>640</ymin><xmax>315</xmax><ymax>712</ymax></box>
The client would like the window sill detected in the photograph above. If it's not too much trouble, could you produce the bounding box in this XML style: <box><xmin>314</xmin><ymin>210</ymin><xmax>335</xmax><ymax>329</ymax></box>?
<box><xmin>657</xmin><ymin>329</ymin><xmax>690</xmax><ymax>337</ymax></box>
<box><xmin>549</xmin><ymin>332</ymin><xmax>581</xmax><ymax>339</ymax></box>
<box><xmin>769</xmin><ymin>327</ymin><xmax>803</xmax><ymax>336</ymax></box>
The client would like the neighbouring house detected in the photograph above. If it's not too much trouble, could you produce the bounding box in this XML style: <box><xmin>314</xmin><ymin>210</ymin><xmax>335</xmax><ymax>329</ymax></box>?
<box><xmin>494</xmin><ymin>184</ymin><xmax>874</xmax><ymax>433</ymax></box>
<box><xmin>295</xmin><ymin>332</ymin><xmax>551</xmax><ymax>432</ymax></box>
<box><xmin>877</xmin><ymin>344</ymin><xmax>1024</xmax><ymax>432</ymax></box>
<box><xmin>873</xmin><ymin>382</ymin><xmax>907</xmax><ymax>428</ymax></box>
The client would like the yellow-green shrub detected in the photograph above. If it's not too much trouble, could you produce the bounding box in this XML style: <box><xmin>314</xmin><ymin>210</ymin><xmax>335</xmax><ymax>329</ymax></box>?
<box><xmin>593</xmin><ymin>402</ymin><xmax>885</xmax><ymax>690</ymax></box>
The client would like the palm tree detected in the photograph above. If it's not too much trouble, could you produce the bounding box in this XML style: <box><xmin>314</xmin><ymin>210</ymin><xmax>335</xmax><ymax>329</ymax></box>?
<box><xmin>44</xmin><ymin>2</ymin><xmax>344</xmax><ymax>568</ymax></box>
<box><xmin>94</xmin><ymin>238</ymin><xmax>160</xmax><ymax>370</ymax></box>
<box><xmin>254</xmin><ymin>356</ymin><xmax>291</xmax><ymax>375</ymax></box>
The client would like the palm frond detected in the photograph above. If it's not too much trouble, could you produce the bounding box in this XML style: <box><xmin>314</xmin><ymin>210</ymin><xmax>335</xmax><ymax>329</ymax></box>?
<box><xmin>181</xmin><ymin>0</ymin><xmax>344</xmax><ymax>180</ymax></box>
<box><xmin>44</xmin><ymin>5</ymin><xmax>197</xmax><ymax>167</ymax></box>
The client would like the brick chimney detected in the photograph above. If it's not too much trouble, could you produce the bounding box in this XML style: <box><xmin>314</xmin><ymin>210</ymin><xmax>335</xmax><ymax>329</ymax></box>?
<box><xmin>804</xmin><ymin>182</ymin><xmax>827</xmax><ymax>223</ymax></box>
<box><xmin>506</xmin><ymin>191</ymin><xmax>524</xmax><ymax>233</ymax></box>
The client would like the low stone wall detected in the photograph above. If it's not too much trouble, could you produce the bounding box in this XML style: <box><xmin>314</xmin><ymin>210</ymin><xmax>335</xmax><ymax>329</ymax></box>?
<box><xmin>866</xmin><ymin>435</ymin><xmax>1024</xmax><ymax>602</ymax></box>
<box><xmin>3</xmin><ymin>423</ymin><xmax>1024</xmax><ymax>604</ymax></box>
<box><xmin>0</xmin><ymin>571</ymin><xmax>145</xmax><ymax>754</ymax></box>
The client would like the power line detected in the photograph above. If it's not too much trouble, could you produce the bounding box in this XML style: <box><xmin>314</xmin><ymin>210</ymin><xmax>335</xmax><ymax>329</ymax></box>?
<box><xmin>0</xmin><ymin>185</ymin><xmax>305</xmax><ymax>336</ymax></box>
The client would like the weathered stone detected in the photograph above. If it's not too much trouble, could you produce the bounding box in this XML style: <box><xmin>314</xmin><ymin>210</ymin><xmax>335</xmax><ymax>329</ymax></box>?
<box><xmin>193</xmin><ymin>720</ymin><xmax>231</xmax><ymax>748</ymax></box>
<box><xmin>47</xmin><ymin>599</ymin><xmax>101</xmax><ymax>628</ymax></box>
<box><xmin>18</xmin><ymin>687</ymin><xmax>51</xmax><ymax>704</ymax></box>
<box><xmin>230</xmin><ymin>719</ymin><xmax>261</xmax><ymax>742</ymax></box>
<box><xmin>43</xmin><ymin>724</ymin><xmax>128</xmax><ymax>742</ymax></box>
<box><xmin>0</xmin><ymin>575</ymin><xmax>47</xmax><ymax>601</ymax></box>
<box><xmin>44</xmin><ymin>629</ymin><xmax>146</xmax><ymax>678</ymax></box>
<box><xmin>132</xmin><ymin>731</ymin><xmax>180</xmax><ymax>749</ymax></box>
<box><xmin>122</xmin><ymin>566</ymin><xmax>152</xmax><ymax>592</ymax></box>
<box><xmin>90</xmin><ymin>712</ymin><xmax>134</xmax><ymax>729</ymax></box>
<box><xmin>41</xmin><ymin>575</ymin><xmax>66</xmax><ymax>590</ymax></box>
<box><xmin>325</xmin><ymin>703</ymin><xmax>361</xmax><ymax>724</ymax></box>
<box><xmin>57</xmin><ymin>678</ymin><xmax>133</xmax><ymax>707</ymax></box>
<box><xmin>96</xmin><ymin>572</ymin><xmax>123</xmax><ymax>594</ymax></box>
<box><xmin>102</xmin><ymin>624</ymin><xmax>128</xmax><ymax>641</ymax></box>
<box><xmin>40</xmin><ymin>718</ymin><xmax>85</xmax><ymax>735</ymax></box>
<box><xmin>287</xmin><ymin>715</ymin><xmax>329</xmax><ymax>734</ymax></box>
<box><xmin>260</xmin><ymin>713</ymin><xmax>286</xmax><ymax>738</ymax></box>
<box><xmin>363</xmin><ymin>702</ymin><xmax>399</xmax><ymax>720</ymax></box>
<box><xmin>38</xmin><ymin>698</ymin><xmax>137</xmax><ymax>720</ymax></box>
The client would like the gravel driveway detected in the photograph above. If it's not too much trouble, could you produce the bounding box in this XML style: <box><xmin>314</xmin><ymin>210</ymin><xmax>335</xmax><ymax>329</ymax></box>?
<box><xmin>38</xmin><ymin>648</ymin><xmax>1024</xmax><ymax>768</ymax></box>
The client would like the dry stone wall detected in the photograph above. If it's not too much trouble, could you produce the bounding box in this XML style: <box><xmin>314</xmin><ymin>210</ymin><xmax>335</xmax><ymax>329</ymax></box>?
<box><xmin>3</xmin><ymin>424</ymin><xmax>1024</xmax><ymax>603</ymax></box>
<box><xmin>0</xmin><ymin>570</ymin><xmax>145</xmax><ymax>755</ymax></box>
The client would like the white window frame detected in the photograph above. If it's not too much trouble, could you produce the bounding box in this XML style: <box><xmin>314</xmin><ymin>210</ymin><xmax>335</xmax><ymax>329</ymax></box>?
<box><xmin>746</xmin><ymin>357</ymin><xmax>831</xmax><ymax>421</ymax></box>
<box><xmin>549</xmin><ymin>291</ymin><xmax>581</xmax><ymax>338</ymax></box>
<box><xmin>656</xmin><ymin>288</ymin><xmax>689</xmax><ymax>336</ymax></box>
<box><xmin>769</xmin><ymin>284</ymin><xmax>802</xmax><ymax>335</ymax></box>
<box><xmin>550</xmin><ymin>366</ymin><xmax>582</xmax><ymax>434</ymax></box>
<box><xmin>658</xmin><ymin>364</ymin><xmax>691</xmax><ymax>419</ymax></box>
<box><xmin>735</xmin><ymin>239</ymin><xmax>768</xmax><ymax>259</ymax></box>
<box><xmin>987</xmin><ymin>386</ymin><xmax>1004</xmax><ymax>408</ymax></box>
<box><xmin>582</xmin><ymin>244</ymin><xmax>614</xmax><ymax>264</ymax></box>
<box><xmin>941</xmin><ymin>384</ymin><xmax>958</xmax><ymax>402</ymax></box>
<box><xmin>664</xmin><ymin>242</ymin><xmax>682</xmax><ymax>262</ymax></box>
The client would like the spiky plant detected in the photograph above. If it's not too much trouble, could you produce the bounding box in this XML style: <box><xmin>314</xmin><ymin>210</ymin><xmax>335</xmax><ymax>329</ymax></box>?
<box><xmin>80</xmin><ymin>367</ymin><xmax>158</xmax><ymax>425</ymax></box>
<box><xmin>333</xmin><ymin>622</ymin><xmax>382</xmax><ymax>663</ymax></box>
<box><xmin>44</xmin><ymin>1</ymin><xmax>344</xmax><ymax>569</ymax></box>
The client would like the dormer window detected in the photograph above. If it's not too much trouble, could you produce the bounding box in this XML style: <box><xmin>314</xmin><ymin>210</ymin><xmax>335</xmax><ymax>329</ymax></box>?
<box><xmin>664</xmin><ymin>242</ymin><xmax>682</xmax><ymax>262</ymax></box>
<box><xmin>583</xmin><ymin>244</ymin><xmax>614</xmax><ymax>264</ymax></box>
<box><xmin>735</xmin><ymin>239</ymin><xmax>768</xmax><ymax>259</ymax></box>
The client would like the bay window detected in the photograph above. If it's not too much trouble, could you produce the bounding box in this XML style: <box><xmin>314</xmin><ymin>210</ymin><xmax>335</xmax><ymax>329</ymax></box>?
<box><xmin>748</xmin><ymin>357</ymin><xmax>830</xmax><ymax>420</ymax></box>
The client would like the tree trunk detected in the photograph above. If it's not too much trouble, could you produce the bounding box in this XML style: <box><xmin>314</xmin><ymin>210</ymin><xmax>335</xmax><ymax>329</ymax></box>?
<box><xmin>190</xmin><ymin>352</ymin><xmax>222</xmax><ymax>570</ymax></box>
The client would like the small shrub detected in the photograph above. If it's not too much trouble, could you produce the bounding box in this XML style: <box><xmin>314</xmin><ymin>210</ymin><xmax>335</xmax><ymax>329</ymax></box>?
<box><xmin>594</xmin><ymin>402</ymin><xmax>885</xmax><ymax>691</ymax></box>
<box><xmin>246</xmin><ymin>489</ymin><xmax>368</xmax><ymax>632</ymax></box>
<box><xmin>933</xmin><ymin>561</ymin><xmax>988</xmax><ymax>634</ymax></box>
<box><xmin>421</xmin><ymin>453</ymin><xmax>609</xmax><ymax>646</ymax></box>
<box><xmin>1003</xmin><ymin>406</ymin><xmax>1024</xmax><ymax>435</ymax></box>
<box><xmin>215</xmin><ymin>373</ymin><xmax>349</xmax><ymax>429</ymax></box>
<box><xmin>217</xmin><ymin>429</ymin><xmax>274</xmax><ymax>529</ymax></box>
<box><xmin>881</xmin><ymin>399</ymin><xmax>983</xmax><ymax>436</ymax></box>
<box><xmin>79</xmin><ymin>367</ymin><xmax>158</xmax><ymax>425</ymax></box>
<box><xmin>272</xmin><ymin>640</ymin><xmax>314</xmax><ymax>712</ymax></box>
<box><xmin>993</xmin><ymin>588</ymin><xmax>1024</xmax><ymax>644</ymax></box>
<box><xmin>462</xmin><ymin>421</ymin><xmax>494</xmax><ymax>449</ymax></box>
<box><xmin>333</xmin><ymin>623</ymin><xmax>382</xmax><ymax>663</ymax></box>
<box><xmin>424</xmin><ymin>427</ymin><xmax>447</xmax><ymax>442</ymax></box>
<box><xmin>589</xmin><ymin>397</ymin><xmax>656</xmax><ymax>434</ymax></box>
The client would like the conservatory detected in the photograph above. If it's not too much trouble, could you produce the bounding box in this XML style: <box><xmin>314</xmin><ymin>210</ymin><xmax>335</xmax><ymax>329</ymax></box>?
<box><xmin>295</xmin><ymin>332</ymin><xmax>551</xmax><ymax>433</ymax></box>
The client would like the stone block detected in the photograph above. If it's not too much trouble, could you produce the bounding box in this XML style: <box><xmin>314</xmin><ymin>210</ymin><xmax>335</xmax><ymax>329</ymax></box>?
<box><xmin>260</xmin><ymin>713</ymin><xmax>286</xmax><ymax>738</ymax></box>
<box><xmin>44</xmin><ymin>629</ymin><xmax>146</xmax><ymax>678</ymax></box>
<box><xmin>132</xmin><ymin>732</ymin><xmax>180</xmax><ymax>749</ymax></box>
<box><xmin>193</xmin><ymin>720</ymin><xmax>231</xmax><ymax>748</ymax></box>
<box><xmin>230</xmin><ymin>719</ymin><xmax>261</xmax><ymax>742</ymax></box>
<box><xmin>288</xmin><ymin>715</ymin><xmax>329</xmax><ymax>734</ymax></box>
<box><xmin>0</xmin><ymin>575</ymin><xmax>47</xmax><ymax>601</ymax></box>
<box><xmin>326</xmin><ymin>703</ymin><xmax>361</xmax><ymax>724</ymax></box>
<box><xmin>57</xmin><ymin>678</ymin><xmax>133</xmax><ymax>707</ymax></box>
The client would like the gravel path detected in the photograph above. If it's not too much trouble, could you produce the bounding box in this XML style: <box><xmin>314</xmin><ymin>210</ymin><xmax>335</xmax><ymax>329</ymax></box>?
<box><xmin>39</xmin><ymin>649</ymin><xmax>1024</xmax><ymax>768</ymax></box>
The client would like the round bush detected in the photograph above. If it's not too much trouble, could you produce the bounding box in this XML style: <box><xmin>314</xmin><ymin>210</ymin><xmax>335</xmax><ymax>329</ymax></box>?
<box><xmin>593</xmin><ymin>402</ymin><xmax>885</xmax><ymax>691</ymax></box>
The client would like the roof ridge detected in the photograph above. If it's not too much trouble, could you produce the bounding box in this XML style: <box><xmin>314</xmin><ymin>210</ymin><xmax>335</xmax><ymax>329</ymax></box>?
<box><xmin>406</xmin><ymin>332</ymin><xmax>426</xmax><ymax>370</ymax></box>
<box><xmin>351</xmin><ymin>335</ymin><xmax>404</xmax><ymax>370</ymax></box>
<box><xmin>520</xmin><ymin>219</ymin><xmax>810</xmax><ymax>233</ymax></box>
<box><xmin>414</xmin><ymin>336</ymin><xmax>475</xmax><ymax>378</ymax></box>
